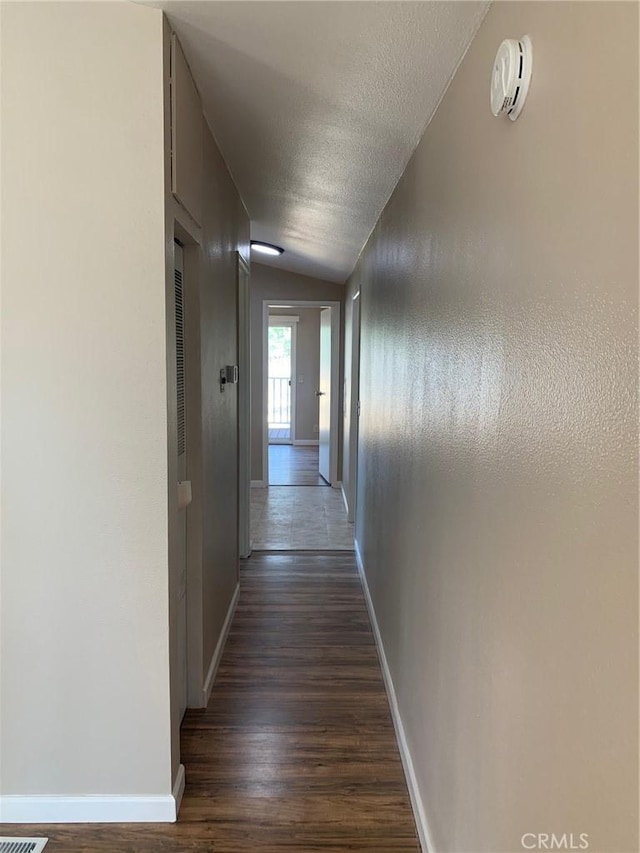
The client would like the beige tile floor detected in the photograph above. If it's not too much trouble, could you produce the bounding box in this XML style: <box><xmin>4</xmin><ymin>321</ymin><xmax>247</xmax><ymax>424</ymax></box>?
<box><xmin>251</xmin><ymin>486</ymin><xmax>354</xmax><ymax>550</ymax></box>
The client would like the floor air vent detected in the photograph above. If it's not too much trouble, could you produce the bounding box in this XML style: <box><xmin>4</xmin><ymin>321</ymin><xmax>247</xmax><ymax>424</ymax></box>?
<box><xmin>0</xmin><ymin>839</ymin><xmax>48</xmax><ymax>853</ymax></box>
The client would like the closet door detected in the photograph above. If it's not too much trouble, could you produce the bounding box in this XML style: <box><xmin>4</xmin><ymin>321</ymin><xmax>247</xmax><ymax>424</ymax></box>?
<box><xmin>175</xmin><ymin>241</ymin><xmax>188</xmax><ymax>723</ymax></box>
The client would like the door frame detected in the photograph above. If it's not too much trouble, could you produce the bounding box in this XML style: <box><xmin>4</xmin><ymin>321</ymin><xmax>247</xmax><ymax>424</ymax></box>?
<box><xmin>262</xmin><ymin>300</ymin><xmax>341</xmax><ymax>487</ymax></box>
<box><xmin>237</xmin><ymin>253</ymin><xmax>251</xmax><ymax>558</ymax></box>
<box><xmin>267</xmin><ymin>315</ymin><xmax>298</xmax><ymax>445</ymax></box>
<box><xmin>347</xmin><ymin>290</ymin><xmax>361</xmax><ymax>523</ymax></box>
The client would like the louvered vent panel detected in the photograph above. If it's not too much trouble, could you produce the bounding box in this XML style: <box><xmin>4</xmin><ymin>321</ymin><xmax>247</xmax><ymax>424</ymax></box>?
<box><xmin>175</xmin><ymin>266</ymin><xmax>186</xmax><ymax>456</ymax></box>
<box><xmin>0</xmin><ymin>840</ymin><xmax>48</xmax><ymax>853</ymax></box>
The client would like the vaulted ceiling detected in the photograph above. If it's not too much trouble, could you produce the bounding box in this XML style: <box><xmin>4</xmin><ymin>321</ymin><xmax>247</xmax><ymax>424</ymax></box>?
<box><xmin>149</xmin><ymin>1</ymin><xmax>488</xmax><ymax>282</ymax></box>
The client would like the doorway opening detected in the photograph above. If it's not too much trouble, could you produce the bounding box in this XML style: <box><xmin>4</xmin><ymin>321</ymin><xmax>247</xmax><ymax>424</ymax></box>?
<box><xmin>261</xmin><ymin>300</ymin><xmax>341</xmax><ymax>488</ymax></box>
<box><xmin>251</xmin><ymin>299</ymin><xmax>353</xmax><ymax>551</ymax></box>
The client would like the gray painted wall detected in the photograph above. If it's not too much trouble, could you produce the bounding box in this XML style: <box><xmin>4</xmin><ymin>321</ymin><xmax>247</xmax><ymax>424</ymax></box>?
<box><xmin>345</xmin><ymin>3</ymin><xmax>638</xmax><ymax>851</ymax></box>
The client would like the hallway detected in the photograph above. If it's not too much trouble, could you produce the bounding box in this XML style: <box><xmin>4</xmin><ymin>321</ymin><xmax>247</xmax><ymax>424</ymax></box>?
<box><xmin>2</xmin><ymin>3</ymin><xmax>637</xmax><ymax>849</ymax></box>
<box><xmin>3</xmin><ymin>553</ymin><xmax>420</xmax><ymax>851</ymax></box>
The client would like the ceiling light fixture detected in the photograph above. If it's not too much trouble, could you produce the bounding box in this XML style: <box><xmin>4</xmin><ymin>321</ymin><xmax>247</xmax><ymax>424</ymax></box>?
<box><xmin>251</xmin><ymin>240</ymin><xmax>284</xmax><ymax>257</ymax></box>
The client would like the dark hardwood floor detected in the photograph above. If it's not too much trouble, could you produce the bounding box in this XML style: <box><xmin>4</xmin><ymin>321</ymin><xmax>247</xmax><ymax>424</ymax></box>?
<box><xmin>269</xmin><ymin>444</ymin><xmax>328</xmax><ymax>486</ymax></box>
<box><xmin>1</xmin><ymin>553</ymin><xmax>419</xmax><ymax>852</ymax></box>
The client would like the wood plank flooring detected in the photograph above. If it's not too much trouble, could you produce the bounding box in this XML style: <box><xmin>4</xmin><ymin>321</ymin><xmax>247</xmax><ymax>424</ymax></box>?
<box><xmin>268</xmin><ymin>427</ymin><xmax>291</xmax><ymax>441</ymax></box>
<box><xmin>1</xmin><ymin>553</ymin><xmax>419</xmax><ymax>852</ymax></box>
<box><xmin>269</xmin><ymin>444</ymin><xmax>326</xmax><ymax>486</ymax></box>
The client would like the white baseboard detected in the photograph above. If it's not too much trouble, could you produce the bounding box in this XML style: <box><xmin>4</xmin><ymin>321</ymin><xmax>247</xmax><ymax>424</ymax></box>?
<box><xmin>341</xmin><ymin>484</ymin><xmax>350</xmax><ymax>515</ymax></box>
<box><xmin>251</xmin><ymin>480</ymin><xmax>266</xmax><ymax>488</ymax></box>
<box><xmin>172</xmin><ymin>763</ymin><xmax>185</xmax><ymax>818</ymax></box>
<box><xmin>331</xmin><ymin>480</ymin><xmax>342</xmax><ymax>490</ymax></box>
<box><xmin>202</xmin><ymin>582</ymin><xmax>240</xmax><ymax>707</ymax></box>
<box><xmin>0</xmin><ymin>767</ymin><xmax>186</xmax><ymax>823</ymax></box>
<box><xmin>354</xmin><ymin>540</ymin><xmax>434</xmax><ymax>853</ymax></box>
<box><xmin>293</xmin><ymin>439</ymin><xmax>319</xmax><ymax>446</ymax></box>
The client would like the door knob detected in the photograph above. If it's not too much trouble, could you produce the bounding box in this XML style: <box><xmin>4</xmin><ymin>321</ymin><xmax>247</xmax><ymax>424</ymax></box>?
<box><xmin>315</xmin><ymin>391</ymin><xmax>325</xmax><ymax>396</ymax></box>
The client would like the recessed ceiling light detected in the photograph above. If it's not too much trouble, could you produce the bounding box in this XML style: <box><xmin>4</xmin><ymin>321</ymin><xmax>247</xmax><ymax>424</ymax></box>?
<box><xmin>251</xmin><ymin>240</ymin><xmax>284</xmax><ymax>256</ymax></box>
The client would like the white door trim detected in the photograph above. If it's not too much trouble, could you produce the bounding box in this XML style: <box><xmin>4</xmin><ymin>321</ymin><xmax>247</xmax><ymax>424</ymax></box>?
<box><xmin>262</xmin><ymin>300</ymin><xmax>341</xmax><ymax>486</ymax></box>
<box><xmin>237</xmin><ymin>254</ymin><xmax>251</xmax><ymax>558</ymax></box>
<box><xmin>347</xmin><ymin>290</ymin><xmax>361</xmax><ymax>522</ymax></box>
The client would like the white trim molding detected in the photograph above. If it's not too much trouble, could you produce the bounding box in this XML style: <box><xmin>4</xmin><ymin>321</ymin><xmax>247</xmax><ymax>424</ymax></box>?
<box><xmin>269</xmin><ymin>315</ymin><xmax>299</xmax><ymax>324</ymax></box>
<box><xmin>172</xmin><ymin>763</ymin><xmax>185</xmax><ymax>817</ymax></box>
<box><xmin>201</xmin><ymin>582</ymin><xmax>240</xmax><ymax>707</ymax></box>
<box><xmin>0</xmin><ymin>766</ymin><xmax>186</xmax><ymax>823</ymax></box>
<box><xmin>293</xmin><ymin>439</ymin><xmax>319</xmax><ymax>446</ymax></box>
<box><xmin>341</xmin><ymin>484</ymin><xmax>350</xmax><ymax>516</ymax></box>
<box><xmin>237</xmin><ymin>252</ymin><xmax>252</xmax><ymax>561</ymax></box>
<box><xmin>354</xmin><ymin>540</ymin><xmax>435</xmax><ymax>853</ymax></box>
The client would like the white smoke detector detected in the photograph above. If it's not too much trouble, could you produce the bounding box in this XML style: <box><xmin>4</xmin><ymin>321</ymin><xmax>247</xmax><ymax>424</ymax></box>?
<box><xmin>490</xmin><ymin>35</ymin><xmax>532</xmax><ymax>121</ymax></box>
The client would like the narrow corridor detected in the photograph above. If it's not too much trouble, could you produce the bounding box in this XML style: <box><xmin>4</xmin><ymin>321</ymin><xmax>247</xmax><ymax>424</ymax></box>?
<box><xmin>9</xmin><ymin>553</ymin><xmax>420</xmax><ymax>851</ymax></box>
<box><xmin>1</xmin><ymin>3</ymin><xmax>635</xmax><ymax>847</ymax></box>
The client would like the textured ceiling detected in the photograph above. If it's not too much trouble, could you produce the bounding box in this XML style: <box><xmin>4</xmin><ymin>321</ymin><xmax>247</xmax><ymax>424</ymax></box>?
<box><xmin>149</xmin><ymin>1</ymin><xmax>488</xmax><ymax>282</ymax></box>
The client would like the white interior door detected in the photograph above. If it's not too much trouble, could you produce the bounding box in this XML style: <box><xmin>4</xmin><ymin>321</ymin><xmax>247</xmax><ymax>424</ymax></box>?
<box><xmin>318</xmin><ymin>307</ymin><xmax>332</xmax><ymax>483</ymax></box>
<box><xmin>174</xmin><ymin>242</ymin><xmax>188</xmax><ymax>723</ymax></box>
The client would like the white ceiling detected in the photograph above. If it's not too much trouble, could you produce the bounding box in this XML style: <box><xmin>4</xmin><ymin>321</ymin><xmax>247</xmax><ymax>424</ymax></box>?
<box><xmin>150</xmin><ymin>1</ymin><xmax>488</xmax><ymax>282</ymax></box>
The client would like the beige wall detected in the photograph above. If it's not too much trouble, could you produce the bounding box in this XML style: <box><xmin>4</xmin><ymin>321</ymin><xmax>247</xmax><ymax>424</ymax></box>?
<box><xmin>0</xmin><ymin>1</ymin><xmax>172</xmax><ymax>798</ymax></box>
<box><xmin>250</xmin><ymin>263</ymin><xmax>344</xmax><ymax>481</ymax></box>
<box><xmin>162</xmin><ymin>21</ymin><xmax>250</xmax><ymax>782</ymax></box>
<box><xmin>269</xmin><ymin>307</ymin><xmax>321</xmax><ymax>442</ymax></box>
<box><xmin>346</xmin><ymin>3</ymin><xmax>638</xmax><ymax>851</ymax></box>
